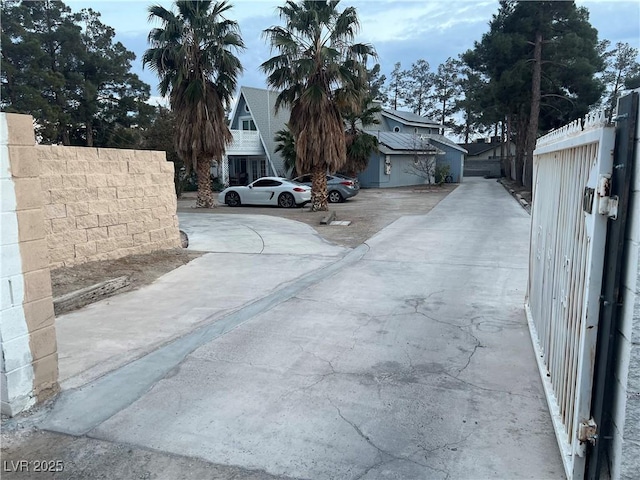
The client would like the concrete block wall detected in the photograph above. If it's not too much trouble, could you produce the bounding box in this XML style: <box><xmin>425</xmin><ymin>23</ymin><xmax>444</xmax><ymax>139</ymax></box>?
<box><xmin>609</xmin><ymin>95</ymin><xmax>640</xmax><ymax>479</ymax></box>
<box><xmin>1</xmin><ymin>113</ymin><xmax>58</xmax><ymax>416</ymax></box>
<box><xmin>36</xmin><ymin>145</ymin><xmax>181</xmax><ymax>268</ymax></box>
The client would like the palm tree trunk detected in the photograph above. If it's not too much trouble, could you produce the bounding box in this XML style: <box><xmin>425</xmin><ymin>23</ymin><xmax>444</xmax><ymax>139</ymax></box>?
<box><xmin>195</xmin><ymin>159</ymin><xmax>215</xmax><ymax>208</ymax></box>
<box><xmin>310</xmin><ymin>163</ymin><xmax>328</xmax><ymax>212</ymax></box>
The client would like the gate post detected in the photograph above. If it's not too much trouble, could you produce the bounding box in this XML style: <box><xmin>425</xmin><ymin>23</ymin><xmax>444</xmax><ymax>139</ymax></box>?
<box><xmin>1</xmin><ymin>113</ymin><xmax>59</xmax><ymax>416</ymax></box>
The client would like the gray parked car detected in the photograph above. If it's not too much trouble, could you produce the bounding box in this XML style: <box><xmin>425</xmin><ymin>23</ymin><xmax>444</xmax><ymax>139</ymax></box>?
<box><xmin>292</xmin><ymin>174</ymin><xmax>360</xmax><ymax>203</ymax></box>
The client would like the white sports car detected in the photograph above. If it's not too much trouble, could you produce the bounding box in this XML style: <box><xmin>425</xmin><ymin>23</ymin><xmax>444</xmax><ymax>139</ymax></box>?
<box><xmin>218</xmin><ymin>177</ymin><xmax>311</xmax><ymax>208</ymax></box>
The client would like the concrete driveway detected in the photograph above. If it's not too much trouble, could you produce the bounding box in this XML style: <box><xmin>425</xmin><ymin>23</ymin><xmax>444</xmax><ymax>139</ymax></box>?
<box><xmin>15</xmin><ymin>178</ymin><xmax>563</xmax><ymax>479</ymax></box>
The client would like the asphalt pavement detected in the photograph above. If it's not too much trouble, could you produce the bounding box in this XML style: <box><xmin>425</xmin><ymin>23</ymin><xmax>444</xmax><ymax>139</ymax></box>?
<box><xmin>41</xmin><ymin>178</ymin><xmax>564</xmax><ymax>479</ymax></box>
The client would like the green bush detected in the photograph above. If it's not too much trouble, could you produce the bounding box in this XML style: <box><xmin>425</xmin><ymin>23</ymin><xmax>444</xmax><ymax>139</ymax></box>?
<box><xmin>435</xmin><ymin>164</ymin><xmax>451</xmax><ymax>185</ymax></box>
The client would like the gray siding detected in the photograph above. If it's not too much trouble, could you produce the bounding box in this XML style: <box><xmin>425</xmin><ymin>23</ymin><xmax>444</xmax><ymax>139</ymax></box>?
<box><xmin>434</xmin><ymin>146</ymin><xmax>464</xmax><ymax>183</ymax></box>
<box><xmin>358</xmin><ymin>152</ymin><xmax>381</xmax><ymax>187</ymax></box>
<box><xmin>229</xmin><ymin>87</ymin><xmax>290</xmax><ymax>176</ymax></box>
<box><xmin>359</xmin><ymin>152</ymin><xmax>433</xmax><ymax>188</ymax></box>
<box><xmin>230</xmin><ymin>96</ymin><xmax>250</xmax><ymax>130</ymax></box>
<box><xmin>382</xmin><ymin>118</ymin><xmax>439</xmax><ymax>135</ymax></box>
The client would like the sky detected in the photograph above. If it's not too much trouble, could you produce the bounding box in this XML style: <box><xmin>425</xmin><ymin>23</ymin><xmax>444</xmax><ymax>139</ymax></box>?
<box><xmin>67</xmin><ymin>0</ymin><xmax>640</xmax><ymax>106</ymax></box>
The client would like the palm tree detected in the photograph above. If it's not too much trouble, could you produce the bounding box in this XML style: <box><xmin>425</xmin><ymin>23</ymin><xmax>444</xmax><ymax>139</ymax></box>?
<box><xmin>143</xmin><ymin>0</ymin><xmax>244</xmax><ymax>208</ymax></box>
<box><xmin>342</xmin><ymin>98</ymin><xmax>380</xmax><ymax>176</ymax></box>
<box><xmin>274</xmin><ymin>124</ymin><xmax>297</xmax><ymax>177</ymax></box>
<box><xmin>261</xmin><ymin>0</ymin><xmax>374</xmax><ymax>211</ymax></box>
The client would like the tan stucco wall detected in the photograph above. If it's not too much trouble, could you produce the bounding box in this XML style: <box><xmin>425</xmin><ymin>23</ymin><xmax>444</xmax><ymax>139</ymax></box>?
<box><xmin>36</xmin><ymin>146</ymin><xmax>181</xmax><ymax>268</ymax></box>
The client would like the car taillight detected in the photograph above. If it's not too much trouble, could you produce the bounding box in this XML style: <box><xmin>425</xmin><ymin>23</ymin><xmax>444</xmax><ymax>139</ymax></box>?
<box><xmin>340</xmin><ymin>181</ymin><xmax>354</xmax><ymax>186</ymax></box>
<box><xmin>293</xmin><ymin>187</ymin><xmax>306</xmax><ymax>192</ymax></box>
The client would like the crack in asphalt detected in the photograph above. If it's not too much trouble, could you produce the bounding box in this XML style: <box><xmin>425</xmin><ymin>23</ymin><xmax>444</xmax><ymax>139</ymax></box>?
<box><xmin>413</xmin><ymin>433</ymin><xmax>474</xmax><ymax>480</ymax></box>
<box><xmin>402</xmin><ymin>297</ymin><xmax>482</xmax><ymax>377</ymax></box>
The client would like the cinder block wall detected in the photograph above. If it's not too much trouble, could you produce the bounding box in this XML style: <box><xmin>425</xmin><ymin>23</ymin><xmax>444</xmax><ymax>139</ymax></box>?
<box><xmin>1</xmin><ymin>113</ymin><xmax>58</xmax><ymax>416</ymax></box>
<box><xmin>610</xmin><ymin>95</ymin><xmax>640</xmax><ymax>479</ymax></box>
<box><xmin>36</xmin><ymin>146</ymin><xmax>181</xmax><ymax>268</ymax></box>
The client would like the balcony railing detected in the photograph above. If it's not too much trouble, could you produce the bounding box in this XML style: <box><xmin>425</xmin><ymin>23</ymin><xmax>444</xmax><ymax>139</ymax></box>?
<box><xmin>227</xmin><ymin>130</ymin><xmax>263</xmax><ymax>155</ymax></box>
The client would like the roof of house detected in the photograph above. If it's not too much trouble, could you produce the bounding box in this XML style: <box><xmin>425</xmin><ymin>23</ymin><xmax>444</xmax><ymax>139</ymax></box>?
<box><xmin>459</xmin><ymin>142</ymin><xmax>501</xmax><ymax>156</ymax></box>
<box><xmin>427</xmin><ymin>133</ymin><xmax>467</xmax><ymax>153</ymax></box>
<box><xmin>381</xmin><ymin>108</ymin><xmax>441</xmax><ymax>128</ymax></box>
<box><xmin>236</xmin><ymin>86</ymin><xmax>290</xmax><ymax>174</ymax></box>
<box><xmin>366</xmin><ymin>131</ymin><xmax>467</xmax><ymax>155</ymax></box>
<box><xmin>364</xmin><ymin>131</ymin><xmax>444</xmax><ymax>155</ymax></box>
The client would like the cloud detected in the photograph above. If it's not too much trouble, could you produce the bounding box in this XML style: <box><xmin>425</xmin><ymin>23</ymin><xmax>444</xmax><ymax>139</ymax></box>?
<box><xmin>66</xmin><ymin>0</ymin><xmax>639</xmax><ymax>98</ymax></box>
<box><xmin>355</xmin><ymin>0</ymin><xmax>495</xmax><ymax>43</ymax></box>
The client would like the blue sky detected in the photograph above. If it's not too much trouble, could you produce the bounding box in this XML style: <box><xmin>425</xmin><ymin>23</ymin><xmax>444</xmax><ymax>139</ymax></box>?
<box><xmin>67</xmin><ymin>0</ymin><xmax>640</xmax><ymax>105</ymax></box>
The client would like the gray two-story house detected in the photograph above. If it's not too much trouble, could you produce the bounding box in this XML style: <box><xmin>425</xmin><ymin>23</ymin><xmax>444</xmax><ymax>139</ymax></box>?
<box><xmin>359</xmin><ymin>108</ymin><xmax>466</xmax><ymax>188</ymax></box>
<box><xmin>221</xmin><ymin>88</ymin><xmax>465</xmax><ymax>188</ymax></box>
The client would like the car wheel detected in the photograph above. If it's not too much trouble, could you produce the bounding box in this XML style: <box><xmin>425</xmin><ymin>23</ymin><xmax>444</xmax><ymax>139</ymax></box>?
<box><xmin>225</xmin><ymin>191</ymin><xmax>241</xmax><ymax>207</ymax></box>
<box><xmin>278</xmin><ymin>192</ymin><xmax>295</xmax><ymax>208</ymax></box>
<box><xmin>328</xmin><ymin>190</ymin><xmax>343</xmax><ymax>203</ymax></box>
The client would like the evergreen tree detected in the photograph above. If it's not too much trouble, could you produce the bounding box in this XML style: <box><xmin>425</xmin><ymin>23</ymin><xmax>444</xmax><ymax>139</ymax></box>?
<box><xmin>463</xmin><ymin>0</ymin><xmax>603</xmax><ymax>187</ymax></box>
<box><xmin>402</xmin><ymin>59</ymin><xmax>433</xmax><ymax>116</ymax></box>
<box><xmin>384</xmin><ymin>62</ymin><xmax>407</xmax><ymax>110</ymax></box>
<box><xmin>431</xmin><ymin>57</ymin><xmax>462</xmax><ymax>133</ymax></box>
<box><xmin>367</xmin><ymin>63</ymin><xmax>388</xmax><ymax>104</ymax></box>
<box><xmin>598</xmin><ymin>41</ymin><xmax>640</xmax><ymax>123</ymax></box>
<box><xmin>1</xmin><ymin>0</ymin><xmax>153</xmax><ymax>146</ymax></box>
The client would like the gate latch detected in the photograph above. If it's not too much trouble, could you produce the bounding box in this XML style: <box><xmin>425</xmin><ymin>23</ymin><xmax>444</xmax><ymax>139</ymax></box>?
<box><xmin>578</xmin><ymin>418</ymin><xmax>598</xmax><ymax>446</ymax></box>
<box><xmin>597</xmin><ymin>175</ymin><xmax>619</xmax><ymax>220</ymax></box>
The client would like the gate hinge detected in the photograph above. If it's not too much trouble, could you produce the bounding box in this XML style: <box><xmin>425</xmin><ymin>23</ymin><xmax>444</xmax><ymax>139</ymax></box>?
<box><xmin>597</xmin><ymin>175</ymin><xmax>619</xmax><ymax>220</ymax></box>
<box><xmin>578</xmin><ymin>418</ymin><xmax>598</xmax><ymax>446</ymax></box>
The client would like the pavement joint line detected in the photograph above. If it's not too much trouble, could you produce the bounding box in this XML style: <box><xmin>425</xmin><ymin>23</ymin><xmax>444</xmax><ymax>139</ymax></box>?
<box><xmin>39</xmin><ymin>243</ymin><xmax>370</xmax><ymax>437</ymax></box>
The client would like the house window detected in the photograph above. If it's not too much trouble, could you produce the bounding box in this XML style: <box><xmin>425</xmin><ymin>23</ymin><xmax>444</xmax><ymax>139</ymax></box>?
<box><xmin>393</xmin><ymin>126</ymin><xmax>400</xmax><ymax>133</ymax></box>
<box><xmin>242</xmin><ymin>119</ymin><xmax>257</xmax><ymax>131</ymax></box>
<box><xmin>244</xmin><ymin>104</ymin><xmax>250</xmax><ymax>113</ymax></box>
<box><xmin>251</xmin><ymin>159</ymin><xmax>266</xmax><ymax>180</ymax></box>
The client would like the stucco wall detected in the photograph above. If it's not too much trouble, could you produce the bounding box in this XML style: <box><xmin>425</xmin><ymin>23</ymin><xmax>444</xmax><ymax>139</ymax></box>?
<box><xmin>37</xmin><ymin>146</ymin><xmax>181</xmax><ymax>268</ymax></box>
<box><xmin>609</xmin><ymin>97</ymin><xmax>640</xmax><ymax>479</ymax></box>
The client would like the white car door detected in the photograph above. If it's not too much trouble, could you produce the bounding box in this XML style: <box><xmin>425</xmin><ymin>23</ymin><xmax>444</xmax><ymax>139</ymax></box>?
<box><xmin>246</xmin><ymin>179</ymin><xmax>279</xmax><ymax>205</ymax></box>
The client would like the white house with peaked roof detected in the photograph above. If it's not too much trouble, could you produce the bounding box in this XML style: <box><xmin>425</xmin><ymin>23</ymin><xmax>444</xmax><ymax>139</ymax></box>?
<box><xmin>221</xmin><ymin>86</ymin><xmax>289</xmax><ymax>186</ymax></box>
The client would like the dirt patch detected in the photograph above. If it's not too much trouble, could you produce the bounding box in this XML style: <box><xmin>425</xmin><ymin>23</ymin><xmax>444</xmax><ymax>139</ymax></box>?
<box><xmin>51</xmin><ymin>249</ymin><xmax>203</xmax><ymax>315</ymax></box>
<box><xmin>498</xmin><ymin>177</ymin><xmax>532</xmax><ymax>211</ymax></box>
<box><xmin>179</xmin><ymin>184</ymin><xmax>458</xmax><ymax>248</ymax></box>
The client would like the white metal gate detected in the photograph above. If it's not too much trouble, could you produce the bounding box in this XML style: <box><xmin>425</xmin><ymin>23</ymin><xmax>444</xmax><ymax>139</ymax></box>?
<box><xmin>525</xmin><ymin>111</ymin><xmax>616</xmax><ymax>479</ymax></box>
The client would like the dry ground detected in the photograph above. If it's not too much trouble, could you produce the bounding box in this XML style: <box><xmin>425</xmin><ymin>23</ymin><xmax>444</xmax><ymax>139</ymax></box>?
<box><xmin>178</xmin><ymin>184</ymin><xmax>458</xmax><ymax>248</ymax></box>
<box><xmin>497</xmin><ymin>177</ymin><xmax>532</xmax><ymax>207</ymax></box>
